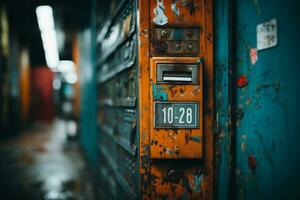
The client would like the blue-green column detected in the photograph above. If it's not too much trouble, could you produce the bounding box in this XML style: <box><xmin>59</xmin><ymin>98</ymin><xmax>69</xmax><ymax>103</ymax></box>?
<box><xmin>79</xmin><ymin>0</ymin><xmax>98</xmax><ymax>164</ymax></box>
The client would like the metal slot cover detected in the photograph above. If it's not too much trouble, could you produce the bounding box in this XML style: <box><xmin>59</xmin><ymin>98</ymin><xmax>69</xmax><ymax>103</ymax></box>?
<box><xmin>163</xmin><ymin>71</ymin><xmax>192</xmax><ymax>82</ymax></box>
<box><xmin>157</xmin><ymin>63</ymin><xmax>198</xmax><ymax>84</ymax></box>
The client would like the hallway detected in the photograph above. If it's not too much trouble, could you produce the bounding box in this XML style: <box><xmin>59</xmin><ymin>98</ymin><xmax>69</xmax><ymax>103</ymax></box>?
<box><xmin>0</xmin><ymin>120</ymin><xmax>94</xmax><ymax>200</ymax></box>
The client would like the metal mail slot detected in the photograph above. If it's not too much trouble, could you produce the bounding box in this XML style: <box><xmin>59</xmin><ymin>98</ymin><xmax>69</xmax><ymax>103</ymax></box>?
<box><xmin>154</xmin><ymin>102</ymin><xmax>199</xmax><ymax>128</ymax></box>
<box><xmin>157</xmin><ymin>63</ymin><xmax>199</xmax><ymax>84</ymax></box>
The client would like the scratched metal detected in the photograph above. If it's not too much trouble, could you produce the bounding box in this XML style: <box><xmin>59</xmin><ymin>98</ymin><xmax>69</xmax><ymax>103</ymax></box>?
<box><xmin>148</xmin><ymin>0</ymin><xmax>214</xmax><ymax>198</ymax></box>
<box><xmin>214</xmin><ymin>0</ymin><xmax>300</xmax><ymax>199</ymax></box>
<box><xmin>215</xmin><ymin>0</ymin><xmax>300</xmax><ymax>199</ymax></box>
<box><xmin>214</xmin><ymin>0</ymin><xmax>233</xmax><ymax>199</ymax></box>
<box><xmin>151</xmin><ymin>28</ymin><xmax>200</xmax><ymax>56</ymax></box>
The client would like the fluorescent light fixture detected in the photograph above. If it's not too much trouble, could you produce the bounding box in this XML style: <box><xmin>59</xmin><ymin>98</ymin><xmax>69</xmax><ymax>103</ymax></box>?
<box><xmin>36</xmin><ymin>5</ymin><xmax>59</xmax><ymax>69</ymax></box>
<box><xmin>64</xmin><ymin>72</ymin><xmax>78</xmax><ymax>84</ymax></box>
<box><xmin>57</xmin><ymin>60</ymin><xmax>76</xmax><ymax>73</ymax></box>
<box><xmin>36</xmin><ymin>6</ymin><xmax>54</xmax><ymax>31</ymax></box>
<box><xmin>42</xmin><ymin>31</ymin><xmax>59</xmax><ymax>68</ymax></box>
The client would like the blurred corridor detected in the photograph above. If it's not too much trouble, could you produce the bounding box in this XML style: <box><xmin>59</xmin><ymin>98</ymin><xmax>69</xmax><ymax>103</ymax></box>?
<box><xmin>0</xmin><ymin>120</ymin><xmax>94</xmax><ymax>200</ymax></box>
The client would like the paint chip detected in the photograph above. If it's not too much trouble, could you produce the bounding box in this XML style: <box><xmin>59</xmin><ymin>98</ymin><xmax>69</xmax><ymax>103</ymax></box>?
<box><xmin>153</xmin><ymin>0</ymin><xmax>168</xmax><ymax>26</ymax></box>
<box><xmin>237</xmin><ymin>75</ymin><xmax>248</xmax><ymax>88</ymax></box>
<box><xmin>250</xmin><ymin>48</ymin><xmax>258</xmax><ymax>65</ymax></box>
<box><xmin>171</xmin><ymin>1</ymin><xmax>180</xmax><ymax>17</ymax></box>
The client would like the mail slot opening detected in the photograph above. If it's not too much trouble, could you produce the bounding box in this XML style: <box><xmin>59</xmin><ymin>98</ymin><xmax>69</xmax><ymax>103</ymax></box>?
<box><xmin>157</xmin><ymin>63</ymin><xmax>199</xmax><ymax>84</ymax></box>
<box><xmin>162</xmin><ymin>71</ymin><xmax>192</xmax><ymax>82</ymax></box>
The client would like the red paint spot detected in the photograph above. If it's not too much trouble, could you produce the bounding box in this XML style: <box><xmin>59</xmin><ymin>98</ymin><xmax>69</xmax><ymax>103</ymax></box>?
<box><xmin>248</xmin><ymin>155</ymin><xmax>257</xmax><ymax>171</ymax></box>
<box><xmin>237</xmin><ymin>75</ymin><xmax>248</xmax><ymax>88</ymax></box>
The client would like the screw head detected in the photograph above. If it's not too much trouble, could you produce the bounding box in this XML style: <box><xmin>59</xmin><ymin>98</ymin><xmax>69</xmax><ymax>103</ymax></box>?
<box><xmin>187</xmin><ymin>43</ymin><xmax>194</xmax><ymax>50</ymax></box>
<box><xmin>175</xmin><ymin>43</ymin><xmax>181</xmax><ymax>50</ymax></box>
<box><xmin>161</xmin><ymin>30</ymin><xmax>169</xmax><ymax>37</ymax></box>
<box><xmin>157</xmin><ymin>42</ymin><xmax>168</xmax><ymax>52</ymax></box>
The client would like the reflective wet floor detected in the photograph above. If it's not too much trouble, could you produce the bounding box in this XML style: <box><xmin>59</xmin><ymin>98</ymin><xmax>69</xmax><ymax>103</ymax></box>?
<box><xmin>0</xmin><ymin>120</ymin><xmax>95</xmax><ymax>200</ymax></box>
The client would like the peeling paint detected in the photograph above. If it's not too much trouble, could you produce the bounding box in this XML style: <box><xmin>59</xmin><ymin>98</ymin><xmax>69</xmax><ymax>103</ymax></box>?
<box><xmin>237</xmin><ymin>75</ymin><xmax>248</xmax><ymax>88</ymax></box>
<box><xmin>168</xmin><ymin>132</ymin><xmax>177</xmax><ymax>140</ymax></box>
<box><xmin>152</xmin><ymin>83</ymin><xmax>168</xmax><ymax>101</ymax></box>
<box><xmin>171</xmin><ymin>0</ymin><xmax>180</xmax><ymax>17</ymax></box>
<box><xmin>153</xmin><ymin>0</ymin><xmax>168</xmax><ymax>25</ymax></box>
<box><xmin>190</xmin><ymin>136</ymin><xmax>202</xmax><ymax>143</ymax></box>
<box><xmin>249</xmin><ymin>48</ymin><xmax>258</xmax><ymax>65</ymax></box>
<box><xmin>193</xmin><ymin>171</ymin><xmax>203</xmax><ymax>193</ymax></box>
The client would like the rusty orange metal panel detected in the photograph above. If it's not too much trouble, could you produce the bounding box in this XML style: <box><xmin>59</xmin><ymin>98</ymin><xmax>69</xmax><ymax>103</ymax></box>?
<box><xmin>150</xmin><ymin>164</ymin><xmax>206</xmax><ymax>199</ymax></box>
<box><xmin>138</xmin><ymin>0</ymin><xmax>151</xmax><ymax>198</ymax></box>
<box><xmin>138</xmin><ymin>0</ymin><xmax>213</xmax><ymax>199</ymax></box>
<box><xmin>150</xmin><ymin>57</ymin><xmax>203</xmax><ymax>159</ymax></box>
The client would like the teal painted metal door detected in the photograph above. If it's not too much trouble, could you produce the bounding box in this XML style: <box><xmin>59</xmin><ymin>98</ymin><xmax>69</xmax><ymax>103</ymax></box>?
<box><xmin>215</xmin><ymin>0</ymin><xmax>300</xmax><ymax>199</ymax></box>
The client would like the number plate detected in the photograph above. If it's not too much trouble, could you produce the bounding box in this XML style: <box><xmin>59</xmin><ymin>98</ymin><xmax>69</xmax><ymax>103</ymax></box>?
<box><xmin>154</xmin><ymin>102</ymin><xmax>199</xmax><ymax>128</ymax></box>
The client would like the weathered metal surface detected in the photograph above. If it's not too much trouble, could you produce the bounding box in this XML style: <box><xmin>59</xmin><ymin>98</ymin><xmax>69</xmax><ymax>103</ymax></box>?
<box><xmin>91</xmin><ymin>0</ymin><xmax>214</xmax><ymax>198</ymax></box>
<box><xmin>151</xmin><ymin>28</ymin><xmax>200</xmax><ymax>56</ymax></box>
<box><xmin>150</xmin><ymin>58</ymin><xmax>204</xmax><ymax>160</ymax></box>
<box><xmin>233</xmin><ymin>0</ymin><xmax>300</xmax><ymax>199</ymax></box>
<box><xmin>137</xmin><ymin>0</ymin><xmax>151</xmax><ymax>198</ymax></box>
<box><xmin>81</xmin><ymin>0</ymin><xmax>300</xmax><ymax>199</ymax></box>
<box><xmin>147</xmin><ymin>0</ymin><xmax>214</xmax><ymax>198</ymax></box>
<box><xmin>150</xmin><ymin>163</ymin><xmax>205</xmax><ymax>199</ymax></box>
<box><xmin>214</xmin><ymin>0</ymin><xmax>234</xmax><ymax>199</ymax></box>
<box><xmin>212</xmin><ymin>0</ymin><xmax>300</xmax><ymax>199</ymax></box>
<box><xmin>95</xmin><ymin>0</ymin><xmax>139</xmax><ymax>199</ymax></box>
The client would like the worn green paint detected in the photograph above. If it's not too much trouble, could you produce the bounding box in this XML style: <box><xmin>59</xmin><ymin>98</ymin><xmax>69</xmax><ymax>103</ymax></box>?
<box><xmin>152</xmin><ymin>84</ymin><xmax>168</xmax><ymax>101</ymax></box>
<box><xmin>214</xmin><ymin>0</ymin><xmax>234</xmax><ymax>199</ymax></box>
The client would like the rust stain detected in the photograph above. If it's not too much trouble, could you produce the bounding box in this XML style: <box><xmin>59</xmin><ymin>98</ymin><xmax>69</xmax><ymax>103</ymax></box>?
<box><xmin>147</xmin><ymin>0</ymin><xmax>214</xmax><ymax>198</ymax></box>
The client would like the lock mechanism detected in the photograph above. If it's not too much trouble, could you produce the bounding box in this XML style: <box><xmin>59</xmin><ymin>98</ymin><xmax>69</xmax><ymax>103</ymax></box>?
<box><xmin>152</xmin><ymin>28</ymin><xmax>200</xmax><ymax>56</ymax></box>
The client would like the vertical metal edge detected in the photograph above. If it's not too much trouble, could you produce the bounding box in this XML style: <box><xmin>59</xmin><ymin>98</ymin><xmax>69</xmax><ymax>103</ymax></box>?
<box><xmin>203</xmin><ymin>0</ymin><xmax>214</xmax><ymax>199</ymax></box>
<box><xmin>213</xmin><ymin>0</ymin><xmax>235</xmax><ymax>199</ymax></box>
<box><xmin>137</xmin><ymin>0</ymin><xmax>151</xmax><ymax>199</ymax></box>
